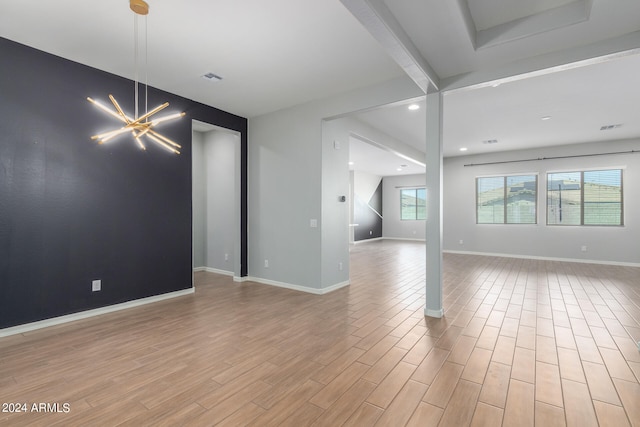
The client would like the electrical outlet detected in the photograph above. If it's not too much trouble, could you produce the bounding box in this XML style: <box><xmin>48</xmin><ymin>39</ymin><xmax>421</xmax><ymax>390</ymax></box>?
<box><xmin>225</xmin><ymin>253</ymin><xmax>229</xmax><ymax>261</ymax></box>
<box><xmin>264</xmin><ymin>259</ymin><xmax>269</xmax><ymax>268</ymax></box>
<box><xmin>92</xmin><ymin>279</ymin><xmax>101</xmax><ymax>292</ymax></box>
<box><xmin>459</xmin><ymin>240</ymin><xmax>464</xmax><ymax>245</ymax></box>
<box><xmin>339</xmin><ymin>262</ymin><xmax>343</xmax><ymax>271</ymax></box>
<box><xmin>581</xmin><ymin>245</ymin><xmax>587</xmax><ymax>252</ymax></box>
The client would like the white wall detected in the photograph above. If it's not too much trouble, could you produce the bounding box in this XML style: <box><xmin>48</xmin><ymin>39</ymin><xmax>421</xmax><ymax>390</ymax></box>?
<box><xmin>192</xmin><ymin>128</ymin><xmax>239</xmax><ymax>275</ymax></box>
<box><xmin>248</xmin><ymin>76</ymin><xmax>423</xmax><ymax>292</ymax></box>
<box><xmin>383</xmin><ymin>173</ymin><xmax>426</xmax><ymax>240</ymax></box>
<box><xmin>204</xmin><ymin>130</ymin><xmax>238</xmax><ymax>273</ymax></box>
<box><xmin>444</xmin><ymin>138</ymin><xmax>640</xmax><ymax>265</ymax></box>
<box><xmin>192</xmin><ymin>131</ymin><xmax>206</xmax><ymax>268</ymax></box>
<box><xmin>321</xmin><ymin>119</ymin><xmax>351</xmax><ymax>288</ymax></box>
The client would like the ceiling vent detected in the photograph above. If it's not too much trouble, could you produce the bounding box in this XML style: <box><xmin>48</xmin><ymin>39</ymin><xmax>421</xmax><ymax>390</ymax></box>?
<box><xmin>201</xmin><ymin>72</ymin><xmax>223</xmax><ymax>82</ymax></box>
<box><xmin>482</xmin><ymin>139</ymin><xmax>498</xmax><ymax>144</ymax></box>
<box><xmin>600</xmin><ymin>124</ymin><xmax>622</xmax><ymax>131</ymax></box>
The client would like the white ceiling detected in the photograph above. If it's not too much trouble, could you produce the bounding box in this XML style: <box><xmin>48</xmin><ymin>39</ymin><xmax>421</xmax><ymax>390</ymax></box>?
<box><xmin>2</xmin><ymin>0</ymin><xmax>640</xmax><ymax>176</ymax></box>
<box><xmin>467</xmin><ymin>0</ymin><xmax>577</xmax><ymax>31</ymax></box>
<box><xmin>349</xmin><ymin>135</ymin><xmax>425</xmax><ymax>177</ymax></box>
<box><xmin>353</xmin><ymin>51</ymin><xmax>640</xmax><ymax>160</ymax></box>
<box><xmin>383</xmin><ymin>0</ymin><xmax>640</xmax><ymax>77</ymax></box>
<box><xmin>0</xmin><ymin>0</ymin><xmax>404</xmax><ymax>118</ymax></box>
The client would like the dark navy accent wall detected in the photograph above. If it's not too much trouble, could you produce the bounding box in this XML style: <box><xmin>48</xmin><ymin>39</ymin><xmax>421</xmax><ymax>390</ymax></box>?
<box><xmin>0</xmin><ymin>37</ymin><xmax>248</xmax><ymax>329</ymax></box>
<box><xmin>354</xmin><ymin>180</ymin><xmax>383</xmax><ymax>241</ymax></box>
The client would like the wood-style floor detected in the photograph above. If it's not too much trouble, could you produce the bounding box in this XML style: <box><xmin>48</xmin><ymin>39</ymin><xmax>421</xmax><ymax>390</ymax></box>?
<box><xmin>1</xmin><ymin>240</ymin><xmax>640</xmax><ymax>426</ymax></box>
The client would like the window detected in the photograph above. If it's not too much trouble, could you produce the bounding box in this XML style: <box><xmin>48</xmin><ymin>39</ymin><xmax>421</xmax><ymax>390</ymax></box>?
<box><xmin>547</xmin><ymin>169</ymin><xmax>623</xmax><ymax>226</ymax></box>
<box><xmin>476</xmin><ymin>175</ymin><xmax>537</xmax><ymax>224</ymax></box>
<box><xmin>401</xmin><ymin>188</ymin><xmax>426</xmax><ymax>220</ymax></box>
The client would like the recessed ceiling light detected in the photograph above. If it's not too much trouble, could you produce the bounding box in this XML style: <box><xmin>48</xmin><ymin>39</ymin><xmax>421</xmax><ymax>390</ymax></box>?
<box><xmin>348</xmin><ymin>161</ymin><xmax>354</xmax><ymax>165</ymax></box>
<box><xmin>459</xmin><ymin>147</ymin><xmax>468</xmax><ymax>152</ymax></box>
<box><xmin>541</xmin><ymin>116</ymin><xmax>552</xmax><ymax>121</ymax></box>
<box><xmin>408</xmin><ymin>104</ymin><xmax>420</xmax><ymax>111</ymax></box>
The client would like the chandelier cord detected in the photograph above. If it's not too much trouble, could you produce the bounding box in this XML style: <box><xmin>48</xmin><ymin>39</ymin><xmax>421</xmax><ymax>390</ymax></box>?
<box><xmin>134</xmin><ymin>13</ymin><xmax>139</xmax><ymax>120</ymax></box>
<box><xmin>145</xmin><ymin>13</ymin><xmax>148</xmax><ymax>121</ymax></box>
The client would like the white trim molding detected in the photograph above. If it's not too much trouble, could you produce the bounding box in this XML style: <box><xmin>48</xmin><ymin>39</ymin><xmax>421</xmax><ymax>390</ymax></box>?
<box><xmin>194</xmin><ymin>266</ymin><xmax>234</xmax><ymax>276</ymax></box>
<box><xmin>425</xmin><ymin>308</ymin><xmax>444</xmax><ymax>318</ymax></box>
<box><xmin>352</xmin><ymin>237</ymin><xmax>384</xmax><ymax>244</ymax></box>
<box><xmin>245</xmin><ymin>277</ymin><xmax>350</xmax><ymax>295</ymax></box>
<box><xmin>444</xmin><ymin>250</ymin><xmax>640</xmax><ymax>268</ymax></box>
<box><xmin>0</xmin><ymin>288</ymin><xmax>195</xmax><ymax>338</ymax></box>
<box><xmin>383</xmin><ymin>237</ymin><xmax>426</xmax><ymax>242</ymax></box>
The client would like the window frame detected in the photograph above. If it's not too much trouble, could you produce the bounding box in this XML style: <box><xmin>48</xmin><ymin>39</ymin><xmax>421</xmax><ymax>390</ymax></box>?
<box><xmin>400</xmin><ymin>187</ymin><xmax>426</xmax><ymax>221</ymax></box>
<box><xmin>546</xmin><ymin>168</ymin><xmax>624</xmax><ymax>226</ymax></box>
<box><xmin>476</xmin><ymin>174</ymin><xmax>538</xmax><ymax>225</ymax></box>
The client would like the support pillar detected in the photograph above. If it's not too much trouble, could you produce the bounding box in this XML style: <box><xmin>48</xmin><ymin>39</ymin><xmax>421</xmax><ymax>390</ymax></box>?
<box><xmin>424</xmin><ymin>91</ymin><xmax>444</xmax><ymax>318</ymax></box>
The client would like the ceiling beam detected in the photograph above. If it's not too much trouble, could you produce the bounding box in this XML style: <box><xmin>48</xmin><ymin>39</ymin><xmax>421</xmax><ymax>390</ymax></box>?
<box><xmin>454</xmin><ymin>0</ymin><xmax>478</xmax><ymax>50</ymax></box>
<box><xmin>340</xmin><ymin>0</ymin><xmax>440</xmax><ymax>93</ymax></box>
<box><xmin>442</xmin><ymin>30</ymin><xmax>640</xmax><ymax>94</ymax></box>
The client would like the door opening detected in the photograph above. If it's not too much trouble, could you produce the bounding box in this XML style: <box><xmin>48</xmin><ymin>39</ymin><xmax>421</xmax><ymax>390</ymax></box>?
<box><xmin>191</xmin><ymin>119</ymin><xmax>242</xmax><ymax>282</ymax></box>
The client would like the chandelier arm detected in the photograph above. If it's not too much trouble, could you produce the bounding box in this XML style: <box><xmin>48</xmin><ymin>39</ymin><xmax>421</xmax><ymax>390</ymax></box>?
<box><xmin>94</xmin><ymin>126</ymin><xmax>134</xmax><ymax>143</ymax></box>
<box><xmin>151</xmin><ymin>112</ymin><xmax>186</xmax><ymax>126</ymax></box>
<box><xmin>135</xmin><ymin>126</ymin><xmax>153</xmax><ymax>138</ymax></box>
<box><xmin>148</xmin><ymin>129</ymin><xmax>182</xmax><ymax>148</ymax></box>
<box><xmin>109</xmin><ymin>95</ymin><xmax>134</xmax><ymax>124</ymax></box>
<box><xmin>131</xmin><ymin>130</ymin><xmax>147</xmax><ymax>150</ymax></box>
<box><xmin>132</xmin><ymin>102</ymin><xmax>170</xmax><ymax>125</ymax></box>
<box><xmin>146</xmin><ymin>133</ymin><xmax>180</xmax><ymax>154</ymax></box>
<box><xmin>87</xmin><ymin>98</ymin><xmax>129</xmax><ymax>124</ymax></box>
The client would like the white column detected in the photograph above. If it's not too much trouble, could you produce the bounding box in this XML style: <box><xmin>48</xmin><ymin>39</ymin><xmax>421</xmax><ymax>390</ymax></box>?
<box><xmin>424</xmin><ymin>91</ymin><xmax>444</xmax><ymax>318</ymax></box>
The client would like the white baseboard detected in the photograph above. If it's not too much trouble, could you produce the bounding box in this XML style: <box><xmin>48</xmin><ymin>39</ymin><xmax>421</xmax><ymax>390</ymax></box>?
<box><xmin>354</xmin><ymin>237</ymin><xmax>426</xmax><ymax>244</ymax></box>
<box><xmin>245</xmin><ymin>276</ymin><xmax>350</xmax><ymax>295</ymax></box>
<box><xmin>383</xmin><ymin>237</ymin><xmax>426</xmax><ymax>242</ymax></box>
<box><xmin>0</xmin><ymin>288</ymin><xmax>195</xmax><ymax>338</ymax></box>
<box><xmin>444</xmin><ymin>250</ymin><xmax>640</xmax><ymax>268</ymax></box>
<box><xmin>352</xmin><ymin>237</ymin><xmax>384</xmax><ymax>244</ymax></box>
<box><xmin>195</xmin><ymin>267</ymin><xmax>243</xmax><ymax>282</ymax></box>
<box><xmin>202</xmin><ymin>267</ymin><xmax>233</xmax><ymax>277</ymax></box>
<box><xmin>425</xmin><ymin>308</ymin><xmax>444</xmax><ymax>318</ymax></box>
<box><xmin>321</xmin><ymin>280</ymin><xmax>351</xmax><ymax>294</ymax></box>
<box><xmin>194</xmin><ymin>266</ymin><xmax>234</xmax><ymax>276</ymax></box>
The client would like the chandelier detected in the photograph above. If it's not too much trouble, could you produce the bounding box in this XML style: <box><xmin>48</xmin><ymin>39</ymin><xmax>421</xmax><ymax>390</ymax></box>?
<box><xmin>88</xmin><ymin>0</ymin><xmax>184</xmax><ymax>154</ymax></box>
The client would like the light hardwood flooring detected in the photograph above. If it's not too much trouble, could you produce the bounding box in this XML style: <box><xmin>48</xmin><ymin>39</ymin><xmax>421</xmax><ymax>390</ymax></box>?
<box><xmin>1</xmin><ymin>240</ymin><xmax>640</xmax><ymax>426</ymax></box>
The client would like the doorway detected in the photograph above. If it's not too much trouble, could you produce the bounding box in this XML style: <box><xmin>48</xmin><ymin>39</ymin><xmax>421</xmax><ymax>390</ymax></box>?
<box><xmin>192</xmin><ymin>120</ymin><xmax>242</xmax><ymax>280</ymax></box>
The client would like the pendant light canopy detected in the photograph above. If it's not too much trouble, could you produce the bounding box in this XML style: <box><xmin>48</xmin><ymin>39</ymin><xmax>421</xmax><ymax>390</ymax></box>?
<box><xmin>130</xmin><ymin>0</ymin><xmax>149</xmax><ymax>15</ymax></box>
